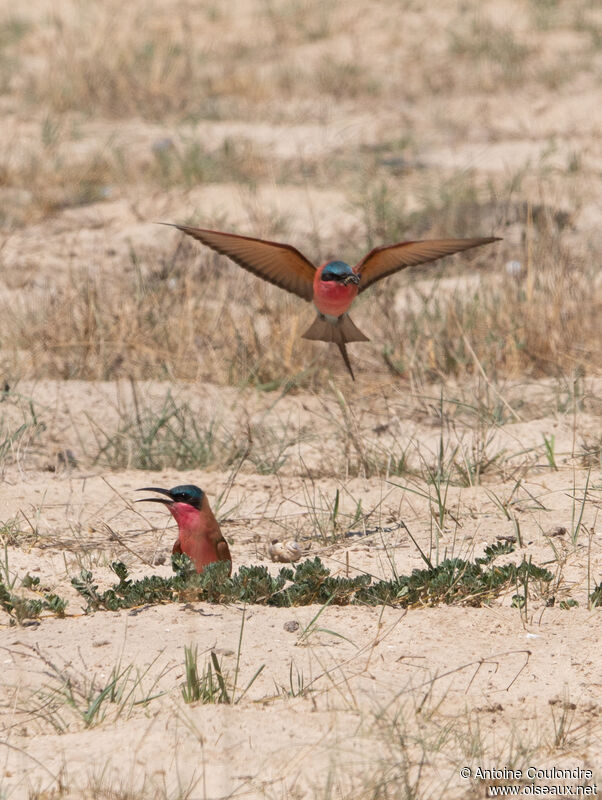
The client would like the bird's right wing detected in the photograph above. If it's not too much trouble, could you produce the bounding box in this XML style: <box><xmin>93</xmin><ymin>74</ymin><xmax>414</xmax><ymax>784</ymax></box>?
<box><xmin>171</xmin><ymin>225</ymin><xmax>316</xmax><ymax>301</ymax></box>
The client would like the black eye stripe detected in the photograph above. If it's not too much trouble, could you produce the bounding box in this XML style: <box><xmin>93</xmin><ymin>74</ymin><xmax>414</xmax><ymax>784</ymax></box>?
<box><xmin>171</xmin><ymin>491</ymin><xmax>202</xmax><ymax>508</ymax></box>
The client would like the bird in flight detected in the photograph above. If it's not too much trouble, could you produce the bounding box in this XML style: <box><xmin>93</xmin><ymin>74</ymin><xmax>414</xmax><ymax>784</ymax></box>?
<box><xmin>169</xmin><ymin>224</ymin><xmax>500</xmax><ymax>379</ymax></box>
<box><xmin>137</xmin><ymin>484</ymin><xmax>231</xmax><ymax>574</ymax></box>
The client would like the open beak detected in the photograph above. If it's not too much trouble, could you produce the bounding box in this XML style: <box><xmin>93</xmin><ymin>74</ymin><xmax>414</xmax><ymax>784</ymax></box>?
<box><xmin>135</xmin><ymin>487</ymin><xmax>174</xmax><ymax>505</ymax></box>
<box><xmin>342</xmin><ymin>274</ymin><xmax>360</xmax><ymax>286</ymax></box>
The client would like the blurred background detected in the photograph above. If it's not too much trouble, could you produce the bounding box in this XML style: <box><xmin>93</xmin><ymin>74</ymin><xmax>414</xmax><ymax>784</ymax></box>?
<box><xmin>0</xmin><ymin>0</ymin><xmax>600</xmax><ymax>388</ymax></box>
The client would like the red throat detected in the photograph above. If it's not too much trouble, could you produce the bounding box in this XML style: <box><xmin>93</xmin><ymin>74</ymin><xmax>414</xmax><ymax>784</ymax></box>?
<box><xmin>169</xmin><ymin>501</ymin><xmax>222</xmax><ymax>572</ymax></box>
<box><xmin>168</xmin><ymin>502</ymin><xmax>201</xmax><ymax>533</ymax></box>
<box><xmin>313</xmin><ymin>264</ymin><xmax>358</xmax><ymax>317</ymax></box>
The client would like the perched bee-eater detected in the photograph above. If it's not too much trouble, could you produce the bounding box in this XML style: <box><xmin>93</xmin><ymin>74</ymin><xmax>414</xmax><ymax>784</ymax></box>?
<box><xmin>137</xmin><ymin>485</ymin><xmax>231</xmax><ymax>574</ymax></box>
<box><xmin>170</xmin><ymin>224</ymin><xmax>500</xmax><ymax>379</ymax></box>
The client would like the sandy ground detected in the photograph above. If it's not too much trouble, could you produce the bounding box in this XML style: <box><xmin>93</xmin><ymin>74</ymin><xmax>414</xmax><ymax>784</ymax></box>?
<box><xmin>0</xmin><ymin>0</ymin><xmax>601</xmax><ymax>797</ymax></box>
<box><xmin>0</xmin><ymin>377</ymin><xmax>600</xmax><ymax>798</ymax></box>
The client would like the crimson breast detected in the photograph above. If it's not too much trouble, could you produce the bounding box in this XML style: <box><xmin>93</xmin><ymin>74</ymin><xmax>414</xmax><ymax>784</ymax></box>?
<box><xmin>313</xmin><ymin>267</ymin><xmax>358</xmax><ymax>317</ymax></box>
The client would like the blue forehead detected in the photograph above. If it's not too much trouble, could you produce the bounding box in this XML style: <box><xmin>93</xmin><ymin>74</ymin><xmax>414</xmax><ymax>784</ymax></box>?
<box><xmin>323</xmin><ymin>260</ymin><xmax>352</xmax><ymax>277</ymax></box>
<box><xmin>170</xmin><ymin>484</ymin><xmax>204</xmax><ymax>500</ymax></box>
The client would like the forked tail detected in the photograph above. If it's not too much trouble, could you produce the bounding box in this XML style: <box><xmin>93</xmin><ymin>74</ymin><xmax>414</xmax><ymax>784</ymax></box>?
<box><xmin>302</xmin><ymin>313</ymin><xmax>369</xmax><ymax>380</ymax></box>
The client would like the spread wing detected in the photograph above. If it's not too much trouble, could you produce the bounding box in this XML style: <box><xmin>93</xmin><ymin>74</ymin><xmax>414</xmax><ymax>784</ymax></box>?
<box><xmin>355</xmin><ymin>237</ymin><xmax>500</xmax><ymax>293</ymax></box>
<box><xmin>170</xmin><ymin>224</ymin><xmax>316</xmax><ymax>302</ymax></box>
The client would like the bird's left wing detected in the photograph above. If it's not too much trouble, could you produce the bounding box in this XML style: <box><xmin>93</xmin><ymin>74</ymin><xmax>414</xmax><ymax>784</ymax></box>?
<box><xmin>171</xmin><ymin>225</ymin><xmax>316</xmax><ymax>301</ymax></box>
<box><xmin>355</xmin><ymin>237</ymin><xmax>500</xmax><ymax>293</ymax></box>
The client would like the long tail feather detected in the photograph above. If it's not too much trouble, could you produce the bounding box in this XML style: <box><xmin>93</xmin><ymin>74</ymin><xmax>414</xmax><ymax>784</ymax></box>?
<box><xmin>302</xmin><ymin>313</ymin><xmax>369</xmax><ymax>379</ymax></box>
<box><xmin>337</xmin><ymin>342</ymin><xmax>355</xmax><ymax>380</ymax></box>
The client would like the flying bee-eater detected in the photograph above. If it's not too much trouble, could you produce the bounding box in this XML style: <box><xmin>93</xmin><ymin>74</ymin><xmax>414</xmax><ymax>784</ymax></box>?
<box><xmin>168</xmin><ymin>224</ymin><xmax>500</xmax><ymax>379</ymax></box>
<box><xmin>136</xmin><ymin>484</ymin><xmax>231</xmax><ymax>575</ymax></box>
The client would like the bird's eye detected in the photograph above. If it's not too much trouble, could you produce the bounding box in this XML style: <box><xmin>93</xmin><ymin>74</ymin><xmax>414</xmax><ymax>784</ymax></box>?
<box><xmin>175</xmin><ymin>492</ymin><xmax>197</xmax><ymax>506</ymax></box>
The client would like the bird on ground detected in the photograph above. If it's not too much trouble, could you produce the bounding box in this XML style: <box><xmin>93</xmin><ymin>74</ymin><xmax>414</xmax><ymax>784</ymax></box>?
<box><xmin>136</xmin><ymin>484</ymin><xmax>231</xmax><ymax>575</ymax></box>
<box><xmin>168</xmin><ymin>223</ymin><xmax>500</xmax><ymax>379</ymax></box>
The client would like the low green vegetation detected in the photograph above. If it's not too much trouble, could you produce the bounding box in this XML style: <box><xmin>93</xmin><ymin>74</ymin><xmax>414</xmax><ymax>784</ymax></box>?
<box><xmin>4</xmin><ymin>544</ymin><xmax>601</xmax><ymax>626</ymax></box>
<box><xmin>0</xmin><ymin>578</ymin><xmax>67</xmax><ymax>624</ymax></box>
<box><xmin>71</xmin><ymin>543</ymin><xmax>553</xmax><ymax>612</ymax></box>
<box><xmin>0</xmin><ymin>547</ymin><xmax>67</xmax><ymax>624</ymax></box>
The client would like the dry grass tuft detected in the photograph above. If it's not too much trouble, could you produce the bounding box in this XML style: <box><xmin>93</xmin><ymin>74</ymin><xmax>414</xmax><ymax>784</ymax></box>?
<box><xmin>370</xmin><ymin>233</ymin><xmax>600</xmax><ymax>383</ymax></box>
<box><xmin>2</xmin><ymin>251</ymin><xmax>321</xmax><ymax>386</ymax></box>
<box><xmin>12</xmin><ymin>4</ymin><xmax>228</xmax><ymax>120</ymax></box>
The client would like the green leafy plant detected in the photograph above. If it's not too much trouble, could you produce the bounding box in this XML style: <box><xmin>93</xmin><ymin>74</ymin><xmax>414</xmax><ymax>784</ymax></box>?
<box><xmin>0</xmin><ymin>546</ymin><xmax>67</xmax><ymax>625</ymax></box>
<box><xmin>71</xmin><ymin>543</ymin><xmax>554</xmax><ymax>613</ymax></box>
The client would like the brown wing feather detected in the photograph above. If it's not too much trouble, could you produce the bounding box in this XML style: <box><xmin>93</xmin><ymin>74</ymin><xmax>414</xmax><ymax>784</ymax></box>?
<box><xmin>356</xmin><ymin>237</ymin><xmax>500</xmax><ymax>293</ymax></box>
<box><xmin>215</xmin><ymin>539</ymin><xmax>232</xmax><ymax>576</ymax></box>
<box><xmin>216</xmin><ymin>539</ymin><xmax>231</xmax><ymax>563</ymax></box>
<box><xmin>171</xmin><ymin>224</ymin><xmax>316</xmax><ymax>301</ymax></box>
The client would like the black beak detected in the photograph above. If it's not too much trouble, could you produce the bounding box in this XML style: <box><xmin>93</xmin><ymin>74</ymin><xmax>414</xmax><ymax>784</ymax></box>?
<box><xmin>136</xmin><ymin>487</ymin><xmax>173</xmax><ymax>505</ymax></box>
<box><xmin>342</xmin><ymin>274</ymin><xmax>360</xmax><ymax>286</ymax></box>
